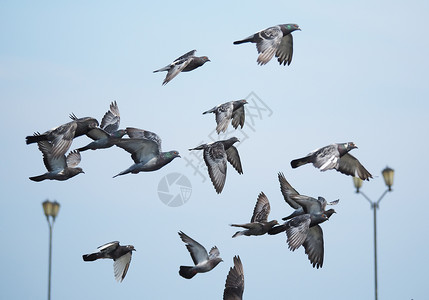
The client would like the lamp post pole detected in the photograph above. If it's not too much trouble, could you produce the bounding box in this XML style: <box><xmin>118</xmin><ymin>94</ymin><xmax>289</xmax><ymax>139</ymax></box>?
<box><xmin>353</xmin><ymin>167</ymin><xmax>394</xmax><ymax>300</ymax></box>
<box><xmin>42</xmin><ymin>200</ymin><xmax>60</xmax><ymax>300</ymax></box>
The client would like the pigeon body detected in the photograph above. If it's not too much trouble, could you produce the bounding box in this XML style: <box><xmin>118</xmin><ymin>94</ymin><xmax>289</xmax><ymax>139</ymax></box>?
<box><xmin>231</xmin><ymin>192</ymin><xmax>278</xmax><ymax>237</ymax></box>
<box><xmin>223</xmin><ymin>256</ymin><xmax>244</xmax><ymax>300</ymax></box>
<box><xmin>233</xmin><ymin>24</ymin><xmax>300</xmax><ymax>65</ymax></box>
<box><xmin>153</xmin><ymin>50</ymin><xmax>210</xmax><ymax>85</ymax></box>
<box><xmin>290</xmin><ymin>142</ymin><xmax>372</xmax><ymax>180</ymax></box>
<box><xmin>178</xmin><ymin>231</ymin><xmax>222</xmax><ymax>279</ymax></box>
<box><xmin>203</xmin><ymin>100</ymin><xmax>248</xmax><ymax>133</ymax></box>
<box><xmin>26</xmin><ymin>116</ymin><xmax>99</xmax><ymax>158</ymax></box>
<box><xmin>113</xmin><ymin>127</ymin><xmax>180</xmax><ymax>177</ymax></box>
<box><xmin>82</xmin><ymin>241</ymin><xmax>135</xmax><ymax>282</ymax></box>
<box><xmin>77</xmin><ymin>101</ymin><xmax>126</xmax><ymax>151</ymax></box>
<box><xmin>29</xmin><ymin>133</ymin><xmax>84</xmax><ymax>182</ymax></box>
<box><xmin>189</xmin><ymin>137</ymin><xmax>242</xmax><ymax>193</ymax></box>
<box><xmin>268</xmin><ymin>173</ymin><xmax>338</xmax><ymax>268</ymax></box>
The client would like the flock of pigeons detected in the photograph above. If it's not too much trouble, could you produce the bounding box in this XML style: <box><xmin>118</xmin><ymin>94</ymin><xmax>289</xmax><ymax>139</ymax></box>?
<box><xmin>26</xmin><ymin>23</ymin><xmax>374</xmax><ymax>298</ymax></box>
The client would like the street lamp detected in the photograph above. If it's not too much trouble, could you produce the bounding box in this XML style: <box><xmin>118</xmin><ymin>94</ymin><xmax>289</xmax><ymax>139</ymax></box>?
<box><xmin>353</xmin><ymin>166</ymin><xmax>394</xmax><ymax>300</ymax></box>
<box><xmin>42</xmin><ymin>200</ymin><xmax>60</xmax><ymax>300</ymax></box>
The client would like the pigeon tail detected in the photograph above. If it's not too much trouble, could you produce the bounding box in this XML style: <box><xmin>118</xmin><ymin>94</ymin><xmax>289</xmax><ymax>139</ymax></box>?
<box><xmin>233</xmin><ymin>37</ymin><xmax>253</xmax><ymax>45</ymax></box>
<box><xmin>82</xmin><ymin>253</ymin><xmax>100</xmax><ymax>261</ymax></box>
<box><xmin>153</xmin><ymin>65</ymin><xmax>169</xmax><ymax>73</ymax></box>
<box><xmin>290</xmin><ymin>156</ymin><xmax>312</xmax><ymax>168</ymax></box>
<box><xmin>29</xmin><ymin>175</ymin><xmax>46</xmax><ymax>182</ymax></box>
<box><xmin>26</xmin><ymin>134</ymin><xmax>47</xmax><ymax>145</ymax></box>
<box><xmin>179</xmin><ymin>266</ymin><xmax>197</xmax><ymax>279</ymax></box>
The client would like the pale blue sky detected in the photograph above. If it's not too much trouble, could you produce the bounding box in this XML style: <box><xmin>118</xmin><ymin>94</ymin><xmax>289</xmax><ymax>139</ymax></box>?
<box><xmin>1</xmin><ymin>1</ymin><xmax>429</xmax><ymax>299</ymax></box>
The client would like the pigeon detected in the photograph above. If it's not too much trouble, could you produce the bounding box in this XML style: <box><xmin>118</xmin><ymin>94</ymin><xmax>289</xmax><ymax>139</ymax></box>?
<box><xmin>233</xmin><ymin>24</ymin><xmax>301</xmax><ymax>66</ymax></box>
<box><xmin>113</xmin><ymin>127</ymin><xmax>180</xmax><ymax>177</ymax></box>
<box><xmin>223</xmin><ymin>256</ymin><xmax>244</xmax><ymax>300</ymax></box>
<box><xmin>189</xmin><ymin>137</ymin><xmax>242</xmax><ymax>193</ymax></box>
<box><xmin>203</xmin><ymin>100</ymin><xmax>248</xmax><ymax>134</ymax></box>
<box><xmin>77</xmin><ymin>101</ymin><xmax>127</xmax><ymax>151</ymax></box>
<box><xmin>178</xmin><ymin>231</ymin><xmax>222</xmax><ymax>279</ymax></box>
<box><xmin>29</xmin><ymin>133</ymin><xmax>84</xmax><ymax>182</ymax></box>
<box><xmin>231</xmin><ymin>192</ymin><xmax>278</xmax><ymax>237</ymax></box>
<box><xmin>153</xmin><ymin>50</ymin><xmax>210</xmax><ymax>85</ymax></box>
<box><xmin>26</xmin><ymin>115</ymin><xmax>99</xmax><ymax>158</ymax></box>
<box><xmin>268</xmin><ymin>174</ymin><xmax>338</xmax><ymax>268</ymax></box>
<box><xmin>290</xmin><ymin>142</ymin><xmax>373</xmax><ymax>180</ymax></box>
<box><xmin>82</xmin><ymin>241</ymin><xmax>135</xmax><ymax>282</ymax></box>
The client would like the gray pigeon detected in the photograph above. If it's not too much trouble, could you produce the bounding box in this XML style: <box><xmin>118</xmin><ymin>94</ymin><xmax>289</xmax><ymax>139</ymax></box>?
<box><xmin>233</xmin><ymin>24</ymin><xmax>301</xmax><ymax>65</ymax></box>
<box><xmin>178</xmin><ymin>231</ymin><xmax>222</xmax><ymax>279</ymax></box>
<box><xmin>268</xmin><ymin>175</ymin><xmax>338</xmax><ymax>268</ymax></box>
<box><xmin>231</xmin><ymin>192</ymin><xmax>278</xmax><ymax>237</ymax></box>
<box><xmin>153</xmin><ymin>50</ymin><xmax>210</xmax><ymax>85</ymax></box>
<box><xmin>29</xmin><ymin>133</ymin><xmax>84</xmax><ymax>182</ymax></box>
<box><xmin>82</xmin><ymin>241</ymin><xmax>135</xmax><ymax>282</ymax></box>
<box><xmin>203</xmin><ymin>100</ymin><xmax>248</xmax><ymax>134</ymax></box>
<box><xmin>77</xmin><ymin>101</ymin><xmax>127</xmax><ymax>151</ymax></box>
<box><xmin>223</xmin><ymin>256</ymin><xmax>244</xmax><ymax>300</ymax></box>
<box><xmin>113</xmin><ymin>127</ymin><xmax>180</xmax><ymax>177</ymax></box>
<box><xmin>290</xmin><ymin>142</ymin><xmax>373</xmax><ymax>180</ymax></box>
<box><xmin>189</xmin><ymin>137</ymin><xmax>242</xmax><ymax>193</ymax></box>
<box><xmin>26</xmin><ymin>115</ymin><xmax>99</xmax><ymax>158</ymax></box>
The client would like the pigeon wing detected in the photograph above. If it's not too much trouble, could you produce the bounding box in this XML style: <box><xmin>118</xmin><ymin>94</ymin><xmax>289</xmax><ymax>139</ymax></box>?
<box><xmin>303</xmin><ymin>225</ymin><xmax>324</xmax><ymax>269</ymax></box>
<box><xmin>293</xmin><ymin>195</ymin><xmax>323</xmax><ymax>215</ymax></box>
<box><xmin>225</xmin><ymin>145</ymin><xmax>243</xmax><ymax>174</ymax></box>
<box><xmin>251</xmin><ymin>192</ymin><xmax>270</xmax><ymax>222</ymax></box>
<box><xmin>278</xmin><ymin>172</ymin><xmax>301</xmax><ymax>209</ymax></box>
<box><xmin>174</xmin><ymin>49</ymin><xmax>196</xmax><ymax>62</ymax></box>
<box><xmin>256</xmin><ymin>26</ymin><xmax>283</xmax><ymax>65</ymax></box>
<box><xmin>276</xmin><ymin>34</ymin><xmax>294</xmax><ymax>66</ymax></box>
<box><xmin>50</xmin><ymin>122</ymin><xmax>77</xmax><ymax>158</ymax></box>
<box><xmin>208</xmin><ymin>246</ymin><xmax>220</xmax><ymax>260</ymax></box>
<box><xmin>85</xmin><ymin>128</ymin><xmax>109</xmax><ymax>141</ymax></box>
<box><xmin>179</xmin><ymin>231</ymin><xmax>209</xmax><ymax>265</ymax></box>
<box><xmin>66</xmin><ymin>150</ymin><xmax>81</xmax><ymax>168</ymax></box>
<box><xmin>98</xmin><ymin>241</ymin><xmax>120</xmax><ymax>251</ymax></box>
<box><xmin>37</xmin><ymin>139</ymin><xmax>67</xmax><ymax>172</ymax></box>
<box><xmin>100</xmin><ymin>101</ymin><xmax>120</xmax><ymax>134</ymax></box>
<box><xmin>115</xmin><ymin>138</ymin><xmax>159</xmax><ymax>164</ymax></box>
<box><xmin>285</xmin><ymin>214</ymin><xmax>311</xmax><ymax>251</ymax></box>
<box><xmin>204</xmin><ymin>143</ymin><xmax>227</xmax><ymax>193</ymax></box>
<box><xmin>231</xmin><ymin>105</ymin><xmax>245</xmax><ymax>129</ymax></box>
<box><xmin>113</xmin><ymin>252</ymin><xmax>132</xmax><ymax>282</ymax></box>
<box><xmin>223</xmin><ymin>256</ymin><xmax>244</xmax><ymax>300</ymax></box>
<box><xmin>126</xmin><ymin>127</ymin><xmax>162</xmax><ymax>150</ymax></box>
<box><xmin>337</xmin><ymin>153</ymin><xmax>373</xmax><ymax>181</ymax></box>
<box><xmin>215</xmin><ymin>102</ymin><xmax>234</xmax><ymax>133</ymax></box>
<box><xmin>163</xmin><ymin>57</ymin><xmax>193</xmax><ymax>85</ymax></box>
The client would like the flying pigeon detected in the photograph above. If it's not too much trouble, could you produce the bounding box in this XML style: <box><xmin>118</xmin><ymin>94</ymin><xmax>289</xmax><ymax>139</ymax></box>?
<box><xmin>189</xmin><ymin>137</ymin><xmax>242</xmax><ymax>193</ymax></box>
<box><xmin>178</xmin><ymin>231</ymin><xmax>222</xmax><ymax>279</ymax></box>
<box><xmin>29</xmin><ymin>133</ymin><xmax>84</xmax><ymax>182</ymax></box>
<box><xmin>268</xmin><ymin>174</ymin><xmax>338</xmax><ymax>268</ymax></box>
<box><xmin>230</xmin><ymin>192</ymin><xmax>278</xmax><ymax>237</ymax></box>
<box><xmin>26</xmin><ymin>115</ymin><xmax>99</xmax><ymax>158</ymax></box>
<box><xmin>223</xmin><ymin>256</ymin><xmax>244</xmax><ymax>300</ymax></box>
<box><xmin>203</xmin><ymin>100</ymin><xmax>248</xmax><ymax>134</ymax></box>
<box><xmin>82</xmin><ymin>241</ymin><xmax>135</xmax><ymax>282</ymax></box>
<box><xmin>233</xmin><ymin>24</ymin><xmax>301</xmax><ymax>66</ymax></box>
<box><xmin>77</xmin><ymin>101</ymin><xmax>127</xmax><ymax>151</ymax></box>
<box><xmin>290</xmin><ymin>142</ymin><xmax>373</xmax><ymax>180</ymax></box>
<box><xmin>153</xmin><ymin>50</ymin><xmax>210</xmax><ymax>85</ymax></box>
<box><xmin>113</xmin><ymin>127</ymin><xmax>180</xmax><ymax>177</ymax></box>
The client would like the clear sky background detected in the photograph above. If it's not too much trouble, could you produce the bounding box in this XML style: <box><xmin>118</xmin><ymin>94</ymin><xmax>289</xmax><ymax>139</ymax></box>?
<box><xmin>1</xmin><ymin>1</ymin><xmax>428</xmax><ymax>299</ymax></box>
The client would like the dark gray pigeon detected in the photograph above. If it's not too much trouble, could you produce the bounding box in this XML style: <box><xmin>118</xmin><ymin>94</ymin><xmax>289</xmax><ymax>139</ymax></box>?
<box><xmin>233</xmin><ymin>24</ymin><xmax>301</xmax><ymax>65</ymax></box>
<box><xmin>178</xmin><ymin>231</ymin><xmax>222</xmax><ymax>279</ymax></box>
<box><xmin>77</xmin><ymin>101</ymin><xmax>127</xmax><ymax>151</ymax></box>
<box><xmin>189</xmin><ymin>137</ymin><xmax>242</xmax><ymax>193</ymax></box>
<box><xmin>290</xmin><ymin>142</ymin><xmax>373</xmax><ymax>180</ymax></box>
<box><xmin>113</xmin><ymin>127</ymin><xmax>180</xmax><ymax>177</ymax></box>
<box><xmin>223</xmin><ymin>256</ymin><xmax>244</xmax><ymax>300</ymax></box>
<box><xmin>82</xmin><ymin>241</ymin><xmax>135</xmax><ymax>282</ymax></box>
<box><xmin>153</xmin><ymin>50</ymin><xmax>210</xmax><ymax>85</ymax></box>
<box><xmin>203</xmin><ymin>100</ymin><xmax>248</xmax><ymax>134</ymax></box>
<box><xmin>268</xmin><ymin>175</ymin><xmax>338</xmax><ymax>268</ymax></box>
<box><xmin>231</xmin><ymin>192</ymin><xmax>278</xmax><ymax>237</ymax></box>
<box><xmin>26</xmin><ymin>115</ymin><xmax>99</xmax><ymax>158</ymax></box>
<box><xmin>29</xmin><ymin>133</ymin><xmax>84</xmax><ymax>182</ymax></box>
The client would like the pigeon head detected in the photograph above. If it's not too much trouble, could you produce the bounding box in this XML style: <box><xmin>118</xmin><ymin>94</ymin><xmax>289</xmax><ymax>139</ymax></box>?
<box><xmin>70</xmin><ymin>167</ymin><xmax>85</xmax><ymax>178</ymax></box>
<box><xmin>325</xmin><ymin>209</ymin><xmax>336</xmax><ymax>219</ymax></box>
<box><xmin>112</xmin><ymin>129</ymin><xmax>127</xmax><ymax>138</ymax></box>
<box><xmin>164</xmin><ymin>150</ymin><xmax>181</xmax><ymax>159</ymax></box>
<box><xmin>222</xmin><ymin>137</ymin><xmax>240</xmax><ymax>149</ymax></box>
<box><xmin>337</xmin><ymin>142</ymin><xmax>357</xmax><ymax>155</ymax></box>
<box><xmin>346</xmin><ymin>142</ymin><xmax>357</xmax><ymax>150</ymax></box>
<box><xmin>233</xmin><ymin>99</ymin><xmax>248</xmax><ymax>109</ymax></box>
<box><xmin>201</xmin><ymin>56</ymin><xmax>210</xmax><ymax>63</ymax></box>
<box><xmin>127</xmin><ymin>245</ymin><xmax>136</xmax><ymax>252</ymax></box>
<box><xmin>281</xmin><ymin>24</ymin><xmax>301</xmax><ymax>35</ymax></box>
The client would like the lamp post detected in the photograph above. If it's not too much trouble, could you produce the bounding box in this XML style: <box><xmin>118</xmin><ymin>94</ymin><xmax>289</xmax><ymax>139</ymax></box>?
<box><xmin>353</xmin><ymin>167</ymin><xmax>394</xmax><ymax>300</ymax></box>
<box><xmin>42</xmin><ymin>200</ymin><xmax>60</xmax><ymax>300</ymax></box>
